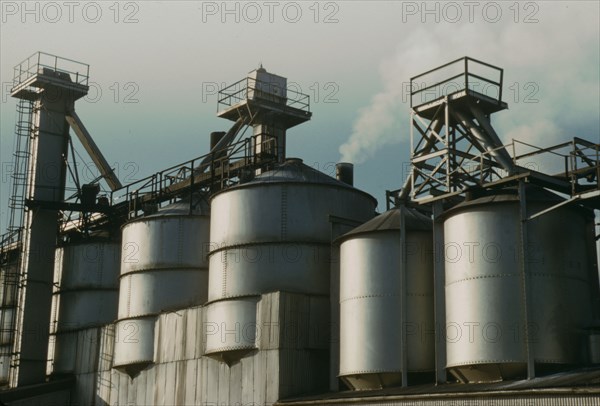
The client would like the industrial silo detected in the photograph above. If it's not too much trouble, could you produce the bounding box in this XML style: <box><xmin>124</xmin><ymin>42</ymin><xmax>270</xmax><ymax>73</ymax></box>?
<box><xmin>205</xmin><ymin>158</ymin><xmax>376</xmax><ymax>362</ymax></box>
<box><xmin>338</xmin><ymin>206</ymin><xmax>434</xmax><ymax>390</ymax></box>
<box><xmin>113</xmin><ymin>195</ymin><xmax>210</xmax><ymax>377</ymax></box>
<box><xmin>49</xmin><ymin>240</ymin><xmax>120</xmax><ymax>374</ymax></box>
<box><xmin>444</xmin><ymin>186</ymin><xmax>596</xmax><ymax>383</ymax></box>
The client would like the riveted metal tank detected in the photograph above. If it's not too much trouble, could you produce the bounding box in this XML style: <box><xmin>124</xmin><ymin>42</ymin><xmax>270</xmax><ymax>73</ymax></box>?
<box><xmin>0</xmin><ymin>251</ymin><xmax>19</xmax><ymax>384</ymax></box>
<box><xmin>444</xmin><ymin>186</ymin><xmax>595</xmax><ymax>383</ymax></box>
<box><xmin>205</xmin><ymin>158</ymin><xmax>376</xmax><ymax>362</ymax></box>
<box><xmin>204</xmin><ymin>296</ymin><xmax>260</xmax><ymax>364</ymax></box>
<box><xmin>113</xmin><ymin>196</ymin><xmax>210</xmax><ymax>377</ymax></box>
<box><xmin>49</xmin><ymin>241</ymin><xmax>120</xmax><ymax>374</ymax></box>
<box><xmin>338</xmin><ymin>206</ymin><xmax>434</xmax><ymax>390</ymax></box>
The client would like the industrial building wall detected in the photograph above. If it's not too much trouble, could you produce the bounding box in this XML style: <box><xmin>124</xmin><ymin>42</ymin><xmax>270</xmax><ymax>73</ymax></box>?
<box><xmin>60</xmin><ymin>291</ymin><xmax>328</xmax><ymax>406</ymax></box>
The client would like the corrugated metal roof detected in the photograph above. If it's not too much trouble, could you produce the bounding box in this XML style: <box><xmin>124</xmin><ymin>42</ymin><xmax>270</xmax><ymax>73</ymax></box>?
<box><xmin>216</xmin><ymin>158</ymin><xmax>377</xmax><ymax>205</ymax></box>
<box><xmin>251</xmin><ymin>158</ymin><xmax>348</xmax><ymax>186</ymax></box>
<box><xmin>443</xmin><ymin>184</ymin><xmax>595</xmax><ymax>219</ymax></box>
<box><xmin>145</xmin><ymin>193</ymin><xmax>210</xmax><ymax>217</ymax></box>
<box><xmin>337</xmin><ymin>206</ymin><xmax>432</xmax><ymax>243</ymax></box>
<box><xmin>449</xmin><ymin>185</ymin><xmax>563</xmax><ymax>212</ymax></box>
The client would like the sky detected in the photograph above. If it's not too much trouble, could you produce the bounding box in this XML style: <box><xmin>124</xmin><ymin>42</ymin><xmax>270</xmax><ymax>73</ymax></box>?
<box><xmin>0</xmin><ymin>1</ymin><xmax>599</xmax><ymax>234</ymax></box>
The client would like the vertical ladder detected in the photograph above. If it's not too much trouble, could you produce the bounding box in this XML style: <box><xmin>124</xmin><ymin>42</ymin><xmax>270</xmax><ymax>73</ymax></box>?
<box><xmin>0</xmin><ymin>98</ymin><xmax>34</xmax><ymax>385</ymax></box>
<box><xmin>7</xmin><ymin>99</ymin><xmax>34</xmax><ymax>235</ymax></box>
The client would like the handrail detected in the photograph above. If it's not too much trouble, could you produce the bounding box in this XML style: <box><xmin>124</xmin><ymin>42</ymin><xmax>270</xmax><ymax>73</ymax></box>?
<box><xmin>410</xmin><ymin>57</ymin><xmax>503</xmax><ymax>108</ymax></box>
<box><xmin>411</xmin><ymin>73</ymin><xmax>465</xmax><ymax>96</ymax></box>
<box><xmin>217</xmin><ymin>76</ymin><xmax>310</xmax><ymax>113</ymax></box>
<box><xmin>430</xmin><ymin>137</ymin><xmax>600</xmax><ymax>189</ymax></box>
<box><xmin>0</xmin><ymin>229</ymin><xmax>21</xmax><ymax>250</ymax></box>
<box><xmin>411</xmin><ymin>56</ymin><xmax>467</xmax><ymax>81</ymax></box>
<box><xmin>106</xmin><ymin>136</ymin><xmax>265</xmax><ymax>219</ymax></box>
<box><xmin>12</xmin><ymin>51</ymin><xmax>90</xmax><ymax>88</ymax></box>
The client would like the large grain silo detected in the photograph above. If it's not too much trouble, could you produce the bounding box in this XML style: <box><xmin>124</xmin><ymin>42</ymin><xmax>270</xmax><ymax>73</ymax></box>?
<box><xmin>205</xmin><ymin>158</ymin><xmax>376</xmax><ymax>363</ymax></box>
<box><xmin>49</xmin><ymin>240</ymin><xmax>120</xmax><ymax>374</ymax></box>
<box><xmin>444</xmin><ymin>186</ymin><xmax>596</xmax><ymax>383</ymax></box>
<box><xmin>338</xmin><ymin>206</ymin><xmax>435</xmax><ymax>390</ymax></box>
<box><xmin>113</xmin><ymin>196</ymin><xmax>210</xmax><ymax>377</ymax></box>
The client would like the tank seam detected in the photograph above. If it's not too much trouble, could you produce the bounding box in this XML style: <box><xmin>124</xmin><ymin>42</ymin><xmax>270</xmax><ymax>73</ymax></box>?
<box><xmin>446</xmin><ymin>273</ymin><xmax>519</xmax><ymax>286</ymax></box>
<box><xmin>119</xmin><ymin>267</ymin><xmax>208</xmax><ymax>277</ymax></box>
<box><xmin>222</xmin><ymin>250</ymin><xmax>228</xmax><ymax>298</ymax></box>
<box><xmin>208</xmin><ymin>240</ymin><xmax>330</xmax><ymax>256</ymax></box>
<box><xmin>340</xmin><ymin>368</ymin><xmax>434</xmax><ymax>375</ymax></box>
<box><xmin>340</xmin><ymin>293</ymin><xmax>432</xmax><ymax>303</ymax></box>
<box><xmin>446</xmin><ymin>273</ymin><xmax>590</xmax><ymax>286</ymax></box>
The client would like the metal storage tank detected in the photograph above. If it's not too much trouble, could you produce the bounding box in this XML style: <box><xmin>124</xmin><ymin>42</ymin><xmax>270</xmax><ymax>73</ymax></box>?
<box><xmin>338</xmin><ymin>206</ymin><xmax>434</xmax><ymax>390</ymax></box>
<box><xmin>205</xmin><ymin>158</ymin><xmax>376</xmax><ymax>361</ymax></box>
<box><xmin>49</xmin><ymin>241</ymin><xmax>120</xmax><ymax>374</ymax></box>
<box><xmin>204</xmin><ymin>296</ymin><xmax>260</xmax><ymax>364</ymax></box>
<box><xmin>113</xmin><ymin>196</ymin><xmax>210</xmax><ymax>377</ymax></box>
<box><xmin>0</xmin><ymin>252</ymin><xmax>19</xmax><ymax>385</ymax></box>
<box><xmin>444</xmin><ymin>186</ymin><xmax>596</xmax><ymax>383</ymax></box>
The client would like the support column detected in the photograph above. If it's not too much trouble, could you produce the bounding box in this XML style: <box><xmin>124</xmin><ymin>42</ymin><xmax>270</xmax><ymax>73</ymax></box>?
<box><xmin>518</xmin><ymin>181</ymin><xmax>535</xmax><ymax>379</ymax></box>
<box><xmin>11</xmin><ymin>94</ymin><xmax>73</xmax><ymax>387</ymax></box>
<box><xmin>432</xmin><ymin>201</ymin><xmax>447</xmax><ymax>384</ymax></box>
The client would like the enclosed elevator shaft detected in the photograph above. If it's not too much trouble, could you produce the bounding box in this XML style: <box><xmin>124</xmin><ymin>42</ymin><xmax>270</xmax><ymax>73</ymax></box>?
<box><xmin>9</xmin><ymin>53</ymin><xmax>89</xmax><ymax>386</ymax></box>
<box><xmin>216</xmin><ymin>66</ymin><xmax>312</xmax><ymax>166</ymax></box>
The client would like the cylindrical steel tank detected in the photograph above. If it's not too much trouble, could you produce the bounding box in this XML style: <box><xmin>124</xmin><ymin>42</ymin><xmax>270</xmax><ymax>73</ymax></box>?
<box><xmin>204</xmin><ymin>296</ymin><xmax>259</xmax><ymax>364</ymax></box>
<box><xmin>444</xmin><ymin>186</ymin><xmax>595</xmax><ymax>383</ymax></box>
<box><xmin>49</xmin><ymin>241</ymin><xmax>120</xmax><ymax>374</ymax></box>
<box><xmin>205</xmin><ymin>158</ymin><xmax>376</xmax><ymax>361</ymax></box>
<box><xmin>113</xmin><ymin>196</ymin><xmax>210</xmax><ymax>376</ymax></box>
<box><xmin>338</xmin><ymin>207</ymin><xmax>434</xmax><ymax>390</ymax></box>
<box><xmin>0</xmin><ymin>251</ymin><xmax>19</xmax><ymax>384</ymax></box>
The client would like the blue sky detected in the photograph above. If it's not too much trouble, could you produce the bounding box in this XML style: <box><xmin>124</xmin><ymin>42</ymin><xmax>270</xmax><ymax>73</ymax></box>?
<box><xmin>1</xmin><ymin>1</ymin><xmax>599</xmax><ymax>232</ymax></box>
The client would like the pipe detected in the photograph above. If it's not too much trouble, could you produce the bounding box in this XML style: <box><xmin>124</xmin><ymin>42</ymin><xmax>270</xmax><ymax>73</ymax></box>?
<box><xmin>195</xmin><ymin>117</ymin><xmax>246</xmax><ymax>173</ymax></box>
<box><xmin>210</xmin><ymin>131</ymin><xmax>226</xmax><ymax>150</ymax></box>
<box><xmin>66</xmin><ymin>110</ymin><xmax>122</xmax><ymax>190</ymax></box>
<box><xmin>454</xmin><ymin>108</ymin><xmax>514</xmax><ymax>174</ymax></box>
<box><xmin>336</xmin><ymin>163</ymin><xmax>354</xmax><ymax>186</ymax></box>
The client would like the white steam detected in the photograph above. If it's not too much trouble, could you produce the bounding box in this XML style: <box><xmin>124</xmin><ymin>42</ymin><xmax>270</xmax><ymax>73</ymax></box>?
<box><xmin>339</xmin><ymin>6</ymin><xmax>599</xmax><ymax>165</ymax></box>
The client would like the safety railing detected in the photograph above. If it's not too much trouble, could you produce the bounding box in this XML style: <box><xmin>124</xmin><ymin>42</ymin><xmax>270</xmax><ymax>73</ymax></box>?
<box><xmin>0</xmin><ymin>229</ymin><xmax>23</xmax><ymax>255</ymax></box>
<box><xmin>462</xmin><ymin>138</ymin><xmax>600</xmax><ymax>188</ymax></box>
<box><xmin>106</xmin><ymin>136</ymin><xmax>272</xmax><ymax>219</ymax></box>
<box><xmin>512</xmin><ymin>138</ymin><xmax>599</xmax><ymax>184</ymax></box>
<box><xmin>13</xmin><ymin>51</ymin><xmax>90</xmax><ymax>88</ymax></box>
<box><xmin>217</xmin><ymin>77</ymin><xmax>310</xmax><ymax>113</ymax></box>
<box><xmin>411</xmin><ymin>136</ymin><xmax>599</xmax><ymax>198</ymax></box>
<box><xmin>410</xmin><ymin>56</ymin><xmax>503</xmax><ymax>108</ymax></box>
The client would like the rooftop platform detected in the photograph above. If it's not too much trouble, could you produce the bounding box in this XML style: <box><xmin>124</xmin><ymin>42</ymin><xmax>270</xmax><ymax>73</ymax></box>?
<box><xmin>410</xmin><ymin>56</ymin><xmax>507</xmax><ymax>119</ymax></box>
<box><xmin>412</xmin><ymin>88</ymin><xmax>508</xmax><ymax>120</ymax></box>
<box><xmin>11</xmin><ymin>52</ymin><xmax>89</xmax><ymax>101</ymax></box>
<box><xmin>217</xmin><ymin>75</ymin><xmax>312</xmax><ymax>129</ymax></box>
